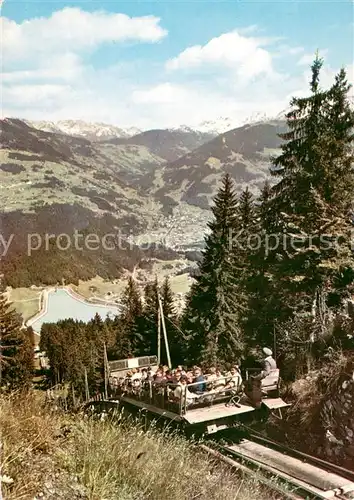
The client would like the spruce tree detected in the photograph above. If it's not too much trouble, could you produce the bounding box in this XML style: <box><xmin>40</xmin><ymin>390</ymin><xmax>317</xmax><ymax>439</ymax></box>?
<box><xmin>182</xmin><ymin>173</ymin><xmax>243</xmax><ymax>366</ymax></box>
<box><xmin>141</xmin><ymin>277</ymin><xmax>159</xmax><ymax>355</ymax></box>
<box><xmin>231</xmin><ymin>187</ymin><xmax>260</xmax><ymax>348</ymax></box>
<box><xmin>160</xmin><ymin>277</ymin><xmax>182</xmax><ymax>364</ymax></box>
<box><xmin>266</xmin><ymin>56</ymin><xmax>354</xmax><ymax>362</ymax></box>
<box><xmin>244</xmin><ymin>181</ymin><xmax>284</xmax><ymax>348</ymax></box>
<box><xmin>120</xmin><ymin>277</ymin><xmax>144</xmax><ymax>355</ymax></box>
<box><xmin>0</xmin><ymin>292</ymin><xmax>33</xmax><ymax>389</ymax></box>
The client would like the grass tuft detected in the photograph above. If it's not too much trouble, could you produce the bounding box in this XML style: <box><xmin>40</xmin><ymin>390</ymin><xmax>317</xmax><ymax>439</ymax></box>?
<box><xmin>1</xmin><ymin>392</ymin><xmax>275</xmax><ymax>500</ymax></box>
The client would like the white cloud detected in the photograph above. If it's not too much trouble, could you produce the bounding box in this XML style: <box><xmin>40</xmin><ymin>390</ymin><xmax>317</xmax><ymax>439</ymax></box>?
<box><xmin>1</xmin><ymin>53</ymin><xmax>84</xmax><ymax>83</ymax></box>
<box><xmin>166</xmin><ymin>31</ymin><xmax>274</xmax><ymax>79</ymax></box>
<box><xmin>1</xmin><ymin>9</ymin><xmax>352</xmax><ymax>130</ymax></box>
<box><xmin>2</xmin><ymin>84</ymin><xmax>72</xmax><ymax>107</ymax></box>
<box><xmin>1</xmin><ymin>8</ymin><xmax>167</xmax><ymax>121</ymax></box>
<box><xmin>1</xmin><ymin>8</ymin><xmax>167</xmax><ymax>63</ymax></box>
<box><xmin>131</xmin><ymin>83</ymin><xmax>188</xmax><ymax>104</ymax></box>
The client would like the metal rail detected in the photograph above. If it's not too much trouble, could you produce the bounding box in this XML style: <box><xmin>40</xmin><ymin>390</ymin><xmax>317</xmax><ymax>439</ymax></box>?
<box><xmin>240</xmin><ymin>424</ymin><xmax>354</xmax><ymax>483</ymax></box>
<box><xmin>201</xmin><ymin>436</ymin><xmax>354</xmax><ymax>500</ymax></box>
<box><xmin>199</xmin><ymin>443</ymin><xmax>303</xmax><ymax>500</ymax></box>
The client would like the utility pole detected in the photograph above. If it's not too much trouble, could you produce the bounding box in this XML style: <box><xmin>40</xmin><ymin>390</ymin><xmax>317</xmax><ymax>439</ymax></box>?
<box><xmin>103</xmin><ymin>342</ymin><xmax>109</xmax><ymax>399</ymax></box>
<box><xmin>84</xmin><ymin>368</ymin><xmax>89</xmax><ymax>402</ymax></box>
<box><xmin>157</xmin><ymin>293</ymin><xmax>171</xmax><ymax>369</ymax></box>
<box><xmin>157</xmin><ymin>308</ymin><xmax>161</xmax><ymax>365</ymax></box>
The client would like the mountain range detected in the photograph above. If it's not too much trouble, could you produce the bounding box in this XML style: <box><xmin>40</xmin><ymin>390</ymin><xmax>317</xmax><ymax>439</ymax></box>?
<box><xmin>25</xmin><ymin>119</ymin><xmax>142</xmax><ymax>142</ymax></box>
<box><xmin>26</xmin><ymin>113</ymin><xmax>273</xmax><ymax>143</ymax></box>
<box><xmin>0</xmin><ymin>116</ymin><xmax>285</xmax><ymax>287</ymax></box>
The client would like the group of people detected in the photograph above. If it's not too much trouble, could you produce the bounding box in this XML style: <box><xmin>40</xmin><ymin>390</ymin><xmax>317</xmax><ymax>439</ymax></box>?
<box><xmin>117</xmin><ymin>363</ymin><xmax>242</xmax><ymax>406</ymax></box>
<box><xmin>111</xmin><ymin>347</ymin><xmax>277</xmax><ymax>408</ymax></box>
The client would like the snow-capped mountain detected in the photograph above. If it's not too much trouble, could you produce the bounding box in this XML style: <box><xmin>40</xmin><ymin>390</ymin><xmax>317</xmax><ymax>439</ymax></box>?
<box><xmin>26</xmin><ymin>119</ymin><xmax>141</xmax><ymax>141</ymax></box>
<box><xmin>25</xmin><ymin>111</ymin><xmax>284</xmax><ymax>144</ymax></box>
<box><xmin>184</xmin><ymin>113</ymin><xmax>272</xmax><ymax>136</ymax></box>
<box><xmin>193</xmin><ymin>117</ymin><xmax>240</xmax><ymax>135</ymax></box>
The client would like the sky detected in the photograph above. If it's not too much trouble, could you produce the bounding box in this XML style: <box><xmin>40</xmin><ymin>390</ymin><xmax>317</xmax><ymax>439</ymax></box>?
<box><xmin>1</xmin><ymin>0</ymin><xmax>353</xmax><ymax>129</ymax></box>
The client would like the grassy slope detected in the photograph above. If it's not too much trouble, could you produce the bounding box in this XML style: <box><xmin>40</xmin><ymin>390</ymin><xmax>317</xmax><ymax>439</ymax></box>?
<box><xmin>0</xmin><ymin>392</ymin><xmax>272</xmax><ymax>500</ymax></box>
<box><xmin>6</xmin><ymin>287</ymin><xmax>42</xmax><ymax>322</ymax></box>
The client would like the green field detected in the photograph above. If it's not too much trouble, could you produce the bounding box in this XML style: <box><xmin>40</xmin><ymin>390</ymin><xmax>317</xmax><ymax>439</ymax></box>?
<box><xmin>7</xmin><ymin>287</ymin><xmax>42</xmax><ymax>322</ymax></box>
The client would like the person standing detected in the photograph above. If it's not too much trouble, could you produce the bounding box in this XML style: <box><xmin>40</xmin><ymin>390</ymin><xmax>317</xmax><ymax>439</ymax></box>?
<box><xmin>251</xmin><ymin>347</ymin><xmax>277</xmax><ymax>380</ymax></box>
<box><xmin>261</xmin><ymin>347</ymin><xmax>277</xmax><ymax>377</ymax></box>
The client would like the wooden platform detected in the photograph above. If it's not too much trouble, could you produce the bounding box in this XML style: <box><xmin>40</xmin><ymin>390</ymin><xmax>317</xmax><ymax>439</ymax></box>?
<box><xmin>262</xmin><ymin>398</ymin><xmax>290</xmax><ymax>410</ymax></box>
<box><xmin>184</xmin><ymin>402</ymin><xmax>255</xmax><ymax>424</ymax></box>
<box><xmin>228</xmin><ymin>439</ymin><xmax>354</xmax><ymax>496</ymax></box>
<box><xmin>122</xmin><ymin>396</ymin><xmax>184</xmax><ymax>421</ymax></box>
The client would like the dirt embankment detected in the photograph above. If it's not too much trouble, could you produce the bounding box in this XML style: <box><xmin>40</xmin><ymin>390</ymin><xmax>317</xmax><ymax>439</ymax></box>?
<box><xmin>279</xmin><ymin>351</ymin><xmax>354</xmax><ymax>470</ymax></box>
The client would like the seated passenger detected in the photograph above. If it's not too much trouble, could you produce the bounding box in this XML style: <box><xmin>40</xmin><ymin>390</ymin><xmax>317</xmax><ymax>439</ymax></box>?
<box><xmin>165</xmin><ymin>370</ymin><xmax>174</xmax><ymax>381</ymax></box>
<box><xmin>213</xmin><ymin>368</ymin><xmax>226</xmax><ymax>390</ymax></box>
<box><xmin>224</xmin><ymin>365</ymin><xmax>242</xmax><ymax>391</ymax></box>
<box><xmin>153</xmin><ymin>369</ymin><xmax>166</xmax><ymax>384</ymax></box>
<box><xmin>174</xmin><ymin>376</ymin><xmax>200</xmax><ymax>405</ymax></box>
<box><xmin>146</xmin><ymin>366</ymin><xmax>154</xmax><ymax>381</ymax></box>
<box><xmin>186</xmin><ymin>371</ymin><xmax>194</xmax><ymax>384</ymax></box>
<box><xmin>207</xmin><ymin>366</ymin><xmax>217</xmax><ymax>381</ymax></box>
<box><xmin>206</xmin><ymin>366</ymin><xmax>217</xmax><ymax>389</ymax></box>
<box><xmin>131</xmin><ymin>368</ymin><xmax>142</xmax><ymax>381</ymax></box>
<box><xmin>173</xmin><ymin>371</ymin><xmax>182</xmax><ymax>384</ymax></box>
<box><xmin>177</xmin><ymin>365</ymin><xmax>186</xmax><ymax>376</ymax></box>
<box><xmin>190</xmin><ymin>367</ymin><xmax>206</xmax><ymax>394</ymax></box>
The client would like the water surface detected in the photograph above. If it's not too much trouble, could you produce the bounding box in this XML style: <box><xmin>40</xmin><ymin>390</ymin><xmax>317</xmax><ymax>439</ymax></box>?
<box><xmin>31</xmin><ymin>289</ymin><xmax>120</xmax><ymax>332</ymax></box>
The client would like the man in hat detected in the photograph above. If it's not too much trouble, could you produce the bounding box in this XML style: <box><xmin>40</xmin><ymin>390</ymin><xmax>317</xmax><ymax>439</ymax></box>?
<box><xmin>261</xmin><ymin>347</ymin><xmax>277</xmax><ymax>378</ymax></box>
<box><xmin>252</xmin><ymin>347</ymin><xmax>277</xmax><ymax>380</ymax></box>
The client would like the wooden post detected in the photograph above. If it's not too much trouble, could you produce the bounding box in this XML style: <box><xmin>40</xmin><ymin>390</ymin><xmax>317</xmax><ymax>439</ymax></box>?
<box><xmin>157</xmin><ymin>308</ymin><xmax>161</xmax><ymax>365</ymax></box>
<box><xmin>158</xmin><ymin>293</ymin><xmax>171</xmax><ymax>369</ymax></box>
<box><xmin>84</xmin><ymin>368</ymin><xmax>89</xmax><ymax>402</ymax></box>
<box><xmin>103</xmin><ymin>342</ymin><xmax>109</xmax><ymax>400</ymax></box>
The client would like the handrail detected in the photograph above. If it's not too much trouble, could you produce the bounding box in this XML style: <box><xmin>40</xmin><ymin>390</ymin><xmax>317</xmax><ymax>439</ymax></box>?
<box><xmin>110</xmin><ymin>375</ymin><xmax>244</xmax><ymax>416</ymax></box>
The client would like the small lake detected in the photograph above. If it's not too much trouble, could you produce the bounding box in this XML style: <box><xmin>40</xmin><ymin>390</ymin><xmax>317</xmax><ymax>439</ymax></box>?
<box><xmin>31</xmin><ymin>289</ymin><xmax>120</xmax><ymax>333</ymax></box>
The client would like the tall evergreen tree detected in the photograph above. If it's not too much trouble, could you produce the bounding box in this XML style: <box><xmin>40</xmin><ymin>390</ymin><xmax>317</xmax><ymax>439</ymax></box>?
<box><xmin>120</xmin><ymin>277</ymin><xmax>144</xmax><ymax>355</ymax></box>
<box><xmin>160</xmin><ymin>276</ymin><xmax>183</xmax><ymax>364</ymax></box>
<box><xmin>265</xmin><ymin>56</ymin><xmax>354</xmax><ymax>364</ymax></box>
<box><xmin>141</xmin><ymin>277</ymin><xmax>159</xmax><ymax>355</ymax></box>
<box><xmin>182</xmin><ymin>174</ymin><xmax>243</xmax><ymax>366</ymax></box>
<box><xmin>244</xmin><ymin>181</ymin><xmax>283</xmax><ymax>348</ymax></box>
<box><xmin>0</xmin><ymin>292</ymin><xmax>33</xmax><ymax>389</ymax></box>
<box><xmin>105</xmin><ymin>314</ymin><xmax>133</xmax><ymax>360</ymax></box>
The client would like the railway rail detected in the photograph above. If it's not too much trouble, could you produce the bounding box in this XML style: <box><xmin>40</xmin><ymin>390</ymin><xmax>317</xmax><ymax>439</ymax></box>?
<box><xmin>201</xmin><ymin>428</ymin><xmax>354</xmax><ymax>500</ymax></box>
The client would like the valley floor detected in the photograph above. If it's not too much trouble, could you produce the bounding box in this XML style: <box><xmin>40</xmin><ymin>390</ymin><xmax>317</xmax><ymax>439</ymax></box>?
<box><xmin>7</xmin><ymin>270</ymin><xmax>194</xmax><ymax>324</ymax></box>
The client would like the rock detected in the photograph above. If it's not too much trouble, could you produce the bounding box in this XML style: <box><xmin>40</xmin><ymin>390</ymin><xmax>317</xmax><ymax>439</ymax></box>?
<box><xmin>342</xmin><ymin>380</ymin><xmax>350</xmax><ymax>390</ymax></box>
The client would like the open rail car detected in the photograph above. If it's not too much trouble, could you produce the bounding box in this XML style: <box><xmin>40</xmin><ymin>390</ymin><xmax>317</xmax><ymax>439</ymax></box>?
<box><xmin>89</xmin><ymin>355</ymin><xmax>290</xmax><ymax>436</ymax></box>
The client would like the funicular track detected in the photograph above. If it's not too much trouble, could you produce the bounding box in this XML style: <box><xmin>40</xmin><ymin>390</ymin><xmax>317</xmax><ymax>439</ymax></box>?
<box><xmin>201</xmin><ymin>427</ymin><xmax>354</xmax><ymax>499</ymax></box>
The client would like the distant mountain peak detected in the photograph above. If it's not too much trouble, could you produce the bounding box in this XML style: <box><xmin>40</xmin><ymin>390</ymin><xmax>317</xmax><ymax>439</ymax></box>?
<box><xmin>184</xmin><ymin>113</ymin><xmax>273</xmax><ymax>136</ymax></box>
<box><xmin>25</xmin><ymin>119</ymin><xmax>142</xmax><ymax>142</ymax></box>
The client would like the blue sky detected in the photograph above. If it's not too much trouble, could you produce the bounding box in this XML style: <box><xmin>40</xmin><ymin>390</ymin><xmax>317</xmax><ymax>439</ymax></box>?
<box><xmin>2</xmin><ymin>0</ymin><xmax>353</xmax><ymax>128</ymax></box>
